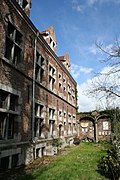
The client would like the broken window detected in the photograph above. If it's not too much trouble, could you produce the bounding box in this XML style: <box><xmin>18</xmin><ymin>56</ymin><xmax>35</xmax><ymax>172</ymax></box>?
<box><xmin>0</xmin><ymin>89</ymin><xmax>19</xmax><ymax>140</ymax></box>
<box><xmin>5</xmin><ymin>22</ymin><xmax>22</xmax><ymax>66</ymax></box>
<box><xmin>59</xmin><ymin>83</ymin><xmax>62</xmax><ymax>93</ymax></box>
<box><xmin>49</xmin><ymin>108</ymin><xmax>55</xmax><ymax>120</ymax></box>
<box><xmin>68</xmin><ymin>92</ymin><xmax>71</xmax><ymax>102</ymax></box>
<box><xmin>34</xmin><ymin>103</ymin><xmax>44</xmax><ymax>137</ymax></box>
<box><xmin>11</xmin><ymin>154</ymin><xmax>19</xmax><ymax>168</ymax></box>
<box><xmin>18</xmin><ymin>0</ymin><xmax>28</xmax><ymax>9</ymax></box>
<box><xmin>59</xmin><ymin>73</ymin><xmax>61</xmax><ymax>79</ymax></box>
<box><xmin>7</xmin><ymin>114</ymin><xmax>14</xmax><ymax>139</ymax></box>
<box><xmin>9</xmin><ymin>94</ymin><xmax>18</xmax><ymax>111</ymax></box>
<box><xmin>49</xmin><ymin>108</ymin><xmax>55</xmax><ymax>136</ymax></box>
<box><xmin>49</xmin><ymin>65</ymin><xmax>55</xmax><ymax>91</ymax></box>
<box><xmin>35</xmin><ymin>52</ymin><xmax>45</xmax><ymax>83</ymax></box>
<box><xmin>0</xmin><ymin>90</ymin><xmax>8</xmax><ymax>109</ymax></box>
<box><xmin>36</xmin><ymin>148</ymin><xmax>40</xmax><ymax>158</ymax></box>
<box><xmin>0</xmin><ymin>156</ymin><xmax>9</xmax><ymax>171</ymax></box>
<box><xmin>59</xmin><ymin>111</ymin><xmax>62</xmax><ymax>117</ymax></box>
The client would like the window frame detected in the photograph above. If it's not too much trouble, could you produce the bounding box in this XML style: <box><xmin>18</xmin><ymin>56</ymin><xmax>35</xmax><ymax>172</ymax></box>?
<box><xmin>5</xmin><ymin>22</ymin><xmax>23</xmax><ymax>66</ymax></box>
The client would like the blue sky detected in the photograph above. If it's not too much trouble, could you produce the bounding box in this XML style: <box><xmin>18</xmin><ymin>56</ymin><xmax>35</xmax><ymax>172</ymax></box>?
<box><xmin>30</xmin><ymin>0</ymin><xmax>120</xmax><ymax>112</ymax></box>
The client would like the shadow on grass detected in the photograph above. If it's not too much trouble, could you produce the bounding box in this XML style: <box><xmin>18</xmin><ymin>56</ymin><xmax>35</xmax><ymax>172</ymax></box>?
<box><xmin>0</xmin><ymin>165</ymin><xmax>35</xmax><ymax>180</ymax></box>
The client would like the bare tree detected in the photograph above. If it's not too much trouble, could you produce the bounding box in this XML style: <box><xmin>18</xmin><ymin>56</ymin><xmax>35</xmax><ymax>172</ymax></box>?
<box><xmin>89</xmin><ymin>39</ymin><xmax>120</xmax><ymax>162</ymax></box>
<box><xmin>89</xmin><ymin>38</ymin><xmax>120</xmax><ymax>102</ymax></box>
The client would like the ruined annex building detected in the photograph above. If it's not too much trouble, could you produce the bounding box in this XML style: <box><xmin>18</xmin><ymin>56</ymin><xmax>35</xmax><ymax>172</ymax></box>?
<box><xmin>0</xmin><ymin>0</ymin><xmax>77</xmax><ymax>170</ymax></box>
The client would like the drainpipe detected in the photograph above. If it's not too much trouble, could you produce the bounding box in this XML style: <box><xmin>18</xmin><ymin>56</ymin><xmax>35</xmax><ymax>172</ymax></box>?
<box><xmin>32</xmin><ymin>31</ymin><xmax>39</xmax><ymax>139</ymax></box>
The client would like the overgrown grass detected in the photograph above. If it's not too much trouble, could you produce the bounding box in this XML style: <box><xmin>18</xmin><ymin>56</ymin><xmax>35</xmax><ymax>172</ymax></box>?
<box><xmin>18</xmin><ymin>142</ymin><xmax>110</xmax><ymax>180</ymax></box>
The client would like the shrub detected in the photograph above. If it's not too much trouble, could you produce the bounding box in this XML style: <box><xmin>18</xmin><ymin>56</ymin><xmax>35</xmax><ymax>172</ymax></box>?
<box><xmin>98</xmin><ymin>145</ymin><xmax>120</xmax><ymax>180</ymax></box>
<box><xmin>52</xmin><ymin>138</ymin><xmax>63</xmax><ymax>148</ymax></box>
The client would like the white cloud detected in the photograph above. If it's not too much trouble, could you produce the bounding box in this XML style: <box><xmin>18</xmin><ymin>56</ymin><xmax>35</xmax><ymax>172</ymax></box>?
<box><xmin>77</xmin><ymin>84</ymin><xmax>97</xmax><ymax>112</ymax></box>
<box><xmin>89</xmin><ymin>42</ymin><xmax>118</xmax><ymax>56</ymax></box>
<box><xmin>89</xmin><ymin>44</ymin><xmax>98</xmax><ymax>55</ymax></box>
<box><xmin>72</xmin><ymin>0</ymin><xmax>84</xmax><ymax>13</ymax></box>
<box><xmin>71</xmin><ymin>64</ymin><xmax>93</xmax><ymax>78</ymax></box>
<box><xmin>72</xmin><ymin>0</ymin><xmax>120</xmax><ymax>13</ymax></box>
<box><xmin>87</xmin><ymin>0</ymin><xmax>98</xmax><ymax>6</ymax></box>
<box><xmin>77</xmin><ymin>66</ymin><xmax>120</xmax><ymax>112</ymax></box>
<box><xmin>71</xmin><ymin>0</ymin><xmax>97</xmax><ymax>13</ymax></box>
<box><xmin>87</xmin><ymin>0</ymin><xmax>120</xmax><ymax>6</ymax></box>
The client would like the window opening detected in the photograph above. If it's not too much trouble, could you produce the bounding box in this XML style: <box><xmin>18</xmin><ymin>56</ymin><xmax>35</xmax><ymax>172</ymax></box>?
<box><xmin>35</xmin><ymin>52</ymin><xmax>45</xmax><ymax>83</ymax></box>
<box><xmin>0</xmin><ymin>89</ymin><xmax>19</xmax><ymax>140</ymax></box>
<box><xmin>11</xmin><ymin>154</ymin><xmax>19</xmax><ymax>168</ymax></box>
<box><xmin>34</xmin><ymin>103</ymin><xmax>44</xmax><ymax>137</ymax></box>
<box><xmin>5</xmin><ymin>22</ymin><xmax>22</xmax><ymax>65</ymax></box>
<box><xmin>0</xmin><ymin>156</ymin><xmax>9</xmax><ymax>171</ymax></box>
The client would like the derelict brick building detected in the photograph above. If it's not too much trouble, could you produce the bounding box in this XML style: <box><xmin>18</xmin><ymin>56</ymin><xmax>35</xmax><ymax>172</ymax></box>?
<box><xmin>0</xmin><ymin>0</ymin><xmax>77</xmax><ymax>170</ymax></box>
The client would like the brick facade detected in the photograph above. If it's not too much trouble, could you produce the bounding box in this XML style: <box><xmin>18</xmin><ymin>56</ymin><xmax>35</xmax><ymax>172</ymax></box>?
<box><xmin>0</xmin><ymin>0</ymin><xmax>77</xmax><ymax>170</ymax></box>
<box><xmin>77</xmin><ymin>111</ymin><xmax>111</xmax><ymax>142</ymax></box>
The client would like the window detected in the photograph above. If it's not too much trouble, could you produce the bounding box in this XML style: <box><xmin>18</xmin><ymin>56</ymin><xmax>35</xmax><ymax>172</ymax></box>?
<box><xmin>73</xmin><ymin>115</ymin><xmax>76</xmax><ymax>121</ymax></box>
<box><xmin>49</xmin><ymin>108</ymin><xmax>55</xmax><ymax>120</ymax></box>
<box><xmin>36</xmin><ymin>148</ymin><xmax>40</xmax><ymax>158</ymax></box>
<box><xmin>49</xmin><ymin>65</ymin><xmax>55</xmax><ymax>91</ymax></box>
<box><xmin>49</xmin><ymin>37</ymin><xmax>56</xmax><ymax>50</ymax></box>
<box><xmin>64</xmin><ymin>112</ymin><xmax>66</xmax><ymax>118</ymax></box>
<box><xmin>59</xmin><ymin>111</ymin><xmax>62</xmax><ymax>117</ymax></box>
<box><xmin>73</xmin><ymin>123</ymin><xmax>76</xmax><ymax>133</ymax></box>
<box><xmin>63</xmin><ymin>87</ymin><xmax>66</xmax><ymax>92</ymax></box>
<box><xmin>5</xmin><ymin>22</ymin><xmax>22</xmax><ymax>66</ymax></box>
<box><xmin>68</xmin><ymin>92</ymin><xmax>71</xmax><ymax>102</ymax></box>
<box><xmin>11</xmin><ymin>154</ymin><xmax>19</xmax><ymax>168</ymax></box>
<box><xmin>72</xmin><ymin>96</ymin><xmax>75</xmax><ymax>104</ymax></box>
<box><xmin>0</xmin><ymin>89</ymin><xmax>19</xmax><ymax>140</ymax></box>
<box><xmin>35</xmin><ymin>52</ymin><xmax>45</xmax><ymax>83</ymax></box>
<box><xmin>0</xmin><ymin>156</ymin><xmax>9</xmax><ymax>171</ymax></box>
<box><xmin>68</xmin><ymin>123</ymin><xmax>71</xmax><ymax>134</ymax></box>
<box><xmin>63</xmin><ymin>78</ymin><xmax>66</xmax><ymax>83</ymax></box>
<box><xmin>49</xmin><ymin>108</ymin><xmax>55</xmax><ymax>136</ymax></box>
<box><xmin>34</xmin><ymin>103</ymin><xmax>44</xmax><ymax>137</ymax></box>
<box><xmin>0</xmin><ymin>113</ymin><xmax>15</xmax><ymax>140</ymax></box>
<box><xmin>103</xmin><ymin>121</ymin><xmax>109</xmax><ymax>130</ymax></box>
<box><xmin>18</xmin><ymin>0</ymin><xmax>28</xmax><ymax>9</ymax></box>
<box><xmin>59</xmin><ymin>73</ymin><xmax>61</xmax><ymax>79</ymax></box>
<box><xmin>68</xmin><ymin>114</ymin><xmax>71</xmax><ymax>123</ymax></box>
<box><xmin>68</xmin><ymin>84</ymin><xmax>71</xmax><ymax>91</ymax></box>
<box><xmin>59</xmin><ymin>83</ymin><xmax>62</xmax><ymax>93</ymax></box>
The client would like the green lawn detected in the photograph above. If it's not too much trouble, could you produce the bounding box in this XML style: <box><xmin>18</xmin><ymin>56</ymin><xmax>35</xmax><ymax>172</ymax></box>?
<box><xmin>18</xmin><ymin>142</ymin><xmax>110</xmax><ymax>180</ymax></box>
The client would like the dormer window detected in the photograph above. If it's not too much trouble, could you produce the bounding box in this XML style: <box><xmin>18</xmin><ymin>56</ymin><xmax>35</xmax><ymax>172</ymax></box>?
<box><xmin>18</xmin><ymin>0</ymin><xmax>28</xmax><ymax>9</ymax></box>
<box><xmin>53</xmin><ymin>41</ymin><xmax>55</xmax><ymax>48</ymax></box>
<box><xmin>49</xmin><ymin>36</ymin><xmax>56</xmax><ymax>50</ymax></box>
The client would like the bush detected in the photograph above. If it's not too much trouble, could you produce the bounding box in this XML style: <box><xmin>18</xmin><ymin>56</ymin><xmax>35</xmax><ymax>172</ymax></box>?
<box><xmin>98</xmin><ymin>145</ymin><xmax>120</xmax><ymax>180</ymax></box>
<box><xmin>52</xmin><ymin>138</ymin><xmax>63</xmax><ymax>148</ymax></box>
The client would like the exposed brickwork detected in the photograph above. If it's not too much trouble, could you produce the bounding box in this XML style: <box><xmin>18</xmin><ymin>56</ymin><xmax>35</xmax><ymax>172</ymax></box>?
<box><xmin>0</xmin><ymin>0</ymin><xmax>77</xmax><ymax>170</ymax></box>
<box><xmin>77</xmin><ymin>112</ymin><xmax>111</xmax><ymax>141</ymax></box>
